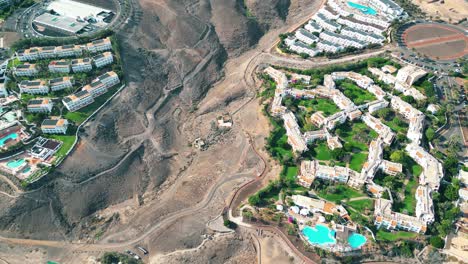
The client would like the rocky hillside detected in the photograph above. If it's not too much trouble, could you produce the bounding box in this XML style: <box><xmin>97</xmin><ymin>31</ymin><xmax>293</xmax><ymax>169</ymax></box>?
<box><xmin>0</xmin><ymin>0</ymin><xmax>299</xmax><ymax>240</ymax></box>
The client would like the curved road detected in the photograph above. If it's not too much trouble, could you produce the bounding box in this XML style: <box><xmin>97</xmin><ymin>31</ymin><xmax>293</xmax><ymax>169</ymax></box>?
<box><xmin>0</xmin><ymin>1</ymin><xmax>393</xmax><ymax>262</ymax></box>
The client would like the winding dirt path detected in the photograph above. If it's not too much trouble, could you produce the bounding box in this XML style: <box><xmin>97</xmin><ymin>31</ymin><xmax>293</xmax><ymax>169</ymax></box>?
<box><xmin>0</xmin><ymin>1</ymin><xmax>395</xmax><ymax>262</ymax></box>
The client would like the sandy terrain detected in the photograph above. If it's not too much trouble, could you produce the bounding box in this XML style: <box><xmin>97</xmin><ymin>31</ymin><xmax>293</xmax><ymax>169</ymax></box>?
<box><xmin>0</xmin><ymin>32</ymin><xmax>20</xmax><ymax>48</ymax></box>
<box><xmin>412</xmin><ymin>0</ymin><xmax>468</xmax><ymax>22</ymax></box>
<box><xmin>259</xmin><ymin>232</ymin><xmax>298</xmax><ymax>264</ymax></box>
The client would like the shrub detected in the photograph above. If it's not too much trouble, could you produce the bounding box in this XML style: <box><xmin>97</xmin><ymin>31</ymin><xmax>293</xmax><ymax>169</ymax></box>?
<box><xmin>430</xmin><ymin>236</ymin><xmax>444</xmax><ymax>249</ymax></box>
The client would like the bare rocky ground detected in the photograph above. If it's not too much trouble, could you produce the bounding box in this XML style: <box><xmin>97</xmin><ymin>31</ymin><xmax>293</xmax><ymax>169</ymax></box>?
<box><xmin>0</xmin><ymin>0</ymin><xmax>321</xmax><ymax>263</ymax></box>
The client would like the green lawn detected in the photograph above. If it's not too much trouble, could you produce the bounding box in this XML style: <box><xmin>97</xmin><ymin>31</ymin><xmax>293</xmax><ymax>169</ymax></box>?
<box><xmin>412</xmin><ymin>164</ymin><xmax>422</xmax><ymax>177</ymax></box>
<box><xmin>314</xmin><ymin>142</ymin><xmax>332</xmax><ymax>161</ymax></box>
<box><xmin>270</xmin><ymin>133</ymin><xmax>294</xmax><ymax>162</ymax></box>
<box><xmin>349</xmin><ymin>152</ymin><xmax>368</xmax><ymax>171</ymax></box>
<box><xmin>384</xmin><ymin>118</ymin><xmax>408</xmax><ymax>134</ymax></box>
<box><xmin>339</xmin><ymin>81</ymin><xmax>376</xmax><ymax>105</ymax></box>
<box><xmin>317</xmin><ymin>185</ymin><xmax>365</xmax><ymax>203</ymax></box>
<box><xmin>285</xmin><ymin>166</ymin><xmax>298</xmax><ymax>182</ymax></box>
<box><xmin>336</xmin><ymin>121</ymin><xmax>376</xmax><ymax>151</ymax></box>
<box><xmin>399</xmin><ymin>177</ymin><xmax>418</xmax><ymax>215</ymax></box>
<box><xmin>347</xmin><ymin>199</ymin><xmax>374</xmax><ymax>212</ymax></box>
<box><xmin>376</xmin><ymin>230</ymin><xmax>418</xmax><ymax>241</ymax></box>
<box><xmin>65</xmin><ymin>111</ymin><xmax>89</xmax><ymax>124</ymax></box>
<box><xmin>298</xmin><ymin>98</ymin><xmax>340</xmax><ymax>117</ymax></box>
<box><xmin>46</xmin><ymin>134</ymin><xmax>77</xmax><ymax>159</ymax></box>
<box><xmin>7</xmin><ymin>58</ymin><xmax>20</xmax><ymax>69</ymax></box>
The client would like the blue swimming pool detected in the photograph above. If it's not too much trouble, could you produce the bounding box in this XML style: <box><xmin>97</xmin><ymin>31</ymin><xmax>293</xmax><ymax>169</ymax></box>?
<box><xmin>348</xmin><ymin>233</ymin><xmax>367</xmax><ymax>248</ymax></box>
<box><xmin>6</xmin><ymin>159</ymin><xmax>26</xmax><ymax>169</ymax></box>
<box><xmin>347</xmin><ymin>1</ymin><xmax>377</xmax><ymax>15</ymax></box>
<box><xmin>302</xmin><ymin>225</ymin><xmax>336</xmax><ymax>246</ymax></box>
<box><xmin>0</xmin><ymin>133</ymin><xmax>18</xmax><ymax>147</ymax></box>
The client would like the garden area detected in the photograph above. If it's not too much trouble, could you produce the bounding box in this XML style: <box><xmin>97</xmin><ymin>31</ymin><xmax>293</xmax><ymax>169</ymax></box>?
<box><xmin>346</xmin><ymin>198</ymin><xmax>374</xmax><ymax>212</ymax></box>
<box><xmin>300</xmin><ymin>120</ymin><xmax>377</xmax><ymax>172</ymax></box>
<box><xmin>372</xmin><ymin>108</ymin><xmax>408</xmax><ymax>135</ymax></box>
<box><xmin>282</xmin><ymin>96</ymin><xmax>340</xmax><ymax>132</ymax></box>
<box><xmin>376</xmin><ymin>230</ymin><xmax>419</xmax><ymax>242</ymax></box>
<box><xmin>46</xmin><ymin>134</ymin><xmax>76</xmax><ymax>161</ymax></box>
<box><xmin>336</xmin><ymin>80</ymin><xmax>377</xmax><ymax>105</ymax></box>
<box><xmin>264</xmin><ymin>107</ymin><xmax>294</xmax><ymax>164</ymax></box>
<box><xmin>373</xmin><ymin>148</ymin><xmax>423</xmax><ymax>216</ymax></box>
<box><xmin>313</xmin><ymin>182</ymin><xmax>365</xmax><ymax>203</ymax></box>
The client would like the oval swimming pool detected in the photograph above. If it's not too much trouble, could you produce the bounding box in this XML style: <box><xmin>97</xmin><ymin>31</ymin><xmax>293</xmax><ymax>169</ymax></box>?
<box><xmin>348</xmin><ymin>233</ymin><xmax>367</xmax><ymax>248</ymax></box>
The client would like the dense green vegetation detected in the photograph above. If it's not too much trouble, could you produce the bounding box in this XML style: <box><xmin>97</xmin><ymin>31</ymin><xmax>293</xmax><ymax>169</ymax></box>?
<box><xmin>0</xmin><ymin>0</ymin><xmax>35</xmax><ymax>20</ymax></box>
<box><xmin>100</xmin><ymin>252</ymin><xmax>142</xmax><ymax>264</ymax></box>
<box><xmin>335</xmin><ymin>121</ymin><xmax>377</xmax><ymax>151</ymax></box>
<box><xmin>373</xmin><ymin>108</ymin><xmax>408</xmax><ymax>134</ymax></box>
<box><xmin>337</xmin><ymin>80</ymin><xmax>376</xmax><ymax>105</ymax></box>
<box><xmin>252</xmin><ymin>57</ymin><xmax>461</xmax><ymax>252</ymax></box>
<box><xmin>263</xmin><ymin>107</ymin><xmax>294</xmax><ymax>164</ymax></box>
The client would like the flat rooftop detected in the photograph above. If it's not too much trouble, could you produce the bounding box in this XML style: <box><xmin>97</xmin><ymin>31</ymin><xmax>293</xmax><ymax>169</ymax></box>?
<box><xmin>47</xmin><ymin>0</ymin><xmax>111</xmax><ymax>18</ymax></box>
<box><xmin>34</xmin><ymin>13</ymin><xmax>88</xmax><ymax>34</ymax></box>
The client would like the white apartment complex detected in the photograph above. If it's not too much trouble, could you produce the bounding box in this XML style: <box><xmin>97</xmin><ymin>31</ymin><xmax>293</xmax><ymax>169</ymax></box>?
<box><xmin>374</xmin><ymin>198</ymin><xmax>427</xmax><ymax>233</ymax></box>
<box><xmin>396</xmin><ymin>65</ymin><xmax>427</xmax><ymax>86</ymax></box>
<box><xmin>55</xmin><ymin>44</ymin><xmax>83</xmax><ymax>58</ymax></box>
<box><xmin>86</xmin><ymin>37</ymin><xmax>112</xmax><ymax>53</ymax></box>
<box><xmin>337</xmin><ymin>17</ymin><xmax>385</xmax><ymax>34</ymax></box>
<box><xmin>304</xmin><ymin>20</ymin><xmax>322</xmax><ymax>33</ymax></box>
<box><xmin>368</xmin><ymin>99</ymin><xmax>389</xmax><ymax>113</ymax></box>
<box><xmin>361</xmin><ymin>113</ymin><xmax>394</xmax><ymax>145</ymax></box>
<box><xmin>48</xmin><ymin>60</ymin><xmax>71</xmax><ymax>73</ymax></box>
<box><xmin>71</xmin><ymin>58</ymin><xmax>93</xmax><ymax>72</ymax></box>
<box><xmin>313</xmin><ymin>13</ymin><xmax>341</xmax><ymax>32</ymax></box>
<box><xmin>17</xmin><ymin>45</ymin><xmax>83</xmax><ymax>61</ymax></box>
<box><xmin>341</xmin><ymin>28</ymin><xmax>385</xmax><ymax>44</ymax></box>
<box><xmin>367</xmin><ymin>85</ymin><xmax>386</xmax><ymax>100</ymax></box>
<box><xmin>331</xmin><ymin>71</ymin><xmax>374</xmax><ymax>89</ymax></box>
<box><xmin>320</xmin><ymin>31</ymin><xmax>367</xmax><ymax>49</ymax></box>
<box><xmin>19</xmin><ymin>80</ymin><xmax>50</xmax><ymax>95</ymax></box>
<box><xmin>285</xmin><ymin>38</ymin><xmax>320</xmax><ymax>57</ymax></box>
<box><xmin>92</xmin><ymin>51</ymin><xmax>114</xmax><ymax>68</ymax></box>
<box><xmin>406</xmin><ymin>144</ymin><xmax>444</xmax><ymax>191</ymax></box>
<box><xmin>94</xmin><ymin>71</ymin><xmax>120</xmax><ymax>88</ymax></box>
<box><xmin>14</xmin><ymin>63</ymin><xmax>38</xmax><ymax>76</ymax></box>
<box><xmin>317</xmin><ymin>40</ymin><xmax>343</xmax><ymax>53</ymax></box>
<box><xmin>62</xmin><ymin>90</ymin><xmax>95</xmax><ymax>112</ymax></box>
<box><xmin>27</xmin><ymin>98</ymin><xmax>53</xmax><ymax>113</ymax></box>
<box><xmin>282</xmin><ymin>111</ymin><xmax>308</xmax><ymax>153</ymax></box>
<box><xmin>82</xmin><ymin>81</ymin><xmax>108</xmax><ymax>98</ymax></box>
<box><xmin>41</xmin><ymin>118</ymin><xmax>69</xmax><ymax>134</ymax></box>
<box><xmin>49</xmin><ymin>76</ymin><xmax>74</xmax><ymax>91</ymax></box>
<box><xmin>296</xmin><ymin>29</ymin><xmax>319</xmax><ymax>45</ymax></box>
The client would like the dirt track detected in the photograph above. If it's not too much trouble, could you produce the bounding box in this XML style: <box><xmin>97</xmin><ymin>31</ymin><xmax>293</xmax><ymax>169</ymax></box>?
<box><xmin>402</xmin><ymin>23</ymin><xmax>468</xmax><ymax>60</ymax></box>
<box><xmin>0</xmin><ymin>0</ymin><xmax>396</xmax><ymax>262</ymax></box>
